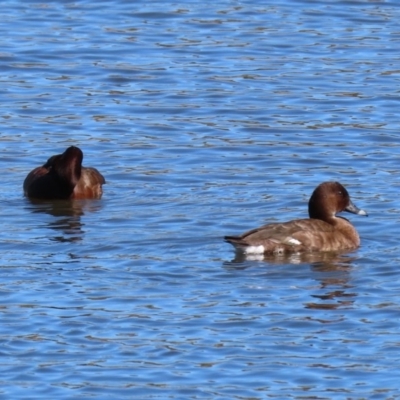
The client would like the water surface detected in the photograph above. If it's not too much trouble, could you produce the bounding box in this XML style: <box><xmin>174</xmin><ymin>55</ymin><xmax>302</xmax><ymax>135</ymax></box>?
<box><xmin>1</xmin><ymin>0</ymin><xmax>400</xmax><ymax>399</ymax></box>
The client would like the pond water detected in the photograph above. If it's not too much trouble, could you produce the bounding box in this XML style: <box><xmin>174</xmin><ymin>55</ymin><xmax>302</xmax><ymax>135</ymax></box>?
<box><xmin>1</xmin><ymin>0</ymin><xmax>400</xmax><ymax>399</ymax></box>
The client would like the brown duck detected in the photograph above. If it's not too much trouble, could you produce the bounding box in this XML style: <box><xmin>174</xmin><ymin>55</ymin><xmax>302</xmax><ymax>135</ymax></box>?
<box><xmin>23</xmin><ymin>146</ymin><xmax>105</xmax><ymax>200</ymax></box>
<box><xmin>224</xmin><ymin>181</ymin><xmax>367</xmax><ymax>255</ymax></box>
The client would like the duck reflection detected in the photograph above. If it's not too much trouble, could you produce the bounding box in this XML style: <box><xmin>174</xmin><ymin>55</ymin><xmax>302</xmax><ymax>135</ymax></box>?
<box><xmin>24</xmin><ymin>198</ymin><xmax>103</xmax><ymax>242</ymax></box>
<box><xmin>226</xmin><ymin>249</ymin><xmax>355</xmax><ymax>265</ymax></box>
<box><xmin>224</xmin><ymin>250</ymin><xmax>358</xmax><ymax>310</ymax></box>
<box><xmin>306</xmin><ymin>258</ymin><xmax>357</xmax><ymax>310</ymax></box>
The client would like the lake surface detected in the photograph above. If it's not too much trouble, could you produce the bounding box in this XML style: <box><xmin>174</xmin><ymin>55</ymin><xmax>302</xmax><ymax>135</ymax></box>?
<box><xmin>1</xmin><ymin>0</ymin><xmax>400</xmax><ymax>399</ymax></box>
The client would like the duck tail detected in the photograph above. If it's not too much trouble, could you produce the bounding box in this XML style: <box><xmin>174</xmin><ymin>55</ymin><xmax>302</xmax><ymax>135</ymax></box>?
<box><xmin>224</xmin><ymin>236</ymin><xmax>248</xmax><ymax>249</ymax></box>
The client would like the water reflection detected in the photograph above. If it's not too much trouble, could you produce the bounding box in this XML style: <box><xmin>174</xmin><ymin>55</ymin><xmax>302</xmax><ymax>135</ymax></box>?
<box><xmin>24</xmin><ymin>198</ymin><xmax>103</xmax><ymax>243</ymax></box>
<box><xmin>226</xmin><ymin>249</ymin><xmax>357</xmax><ymax>266</ymax></box>
<box><xmin>307</xmin><ymin>258</ymin><xmax>357</xmax><ymax>310</ymax></box>
<box><xmin>225</xmin><ymin>250</ymin><xmax>359</xmax><ymax>310</ymax></box>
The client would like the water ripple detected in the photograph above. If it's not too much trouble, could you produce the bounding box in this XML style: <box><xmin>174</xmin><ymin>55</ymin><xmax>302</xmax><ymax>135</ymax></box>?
<box><xmin>1</xmin><ymin>0</ymin><xmax>400</xmax><ymax>399</ymax></box>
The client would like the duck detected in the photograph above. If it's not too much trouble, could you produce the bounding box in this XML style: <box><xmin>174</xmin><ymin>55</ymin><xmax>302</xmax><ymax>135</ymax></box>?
<box><xmin>23</xmin><ymin>146</ymin><xmax>105</xmax><ymax>200</ymax></box>
<box><xmin>224</xmin><ymin>181</ymin><xmax>367</xmax><ymax>255</ymax></box>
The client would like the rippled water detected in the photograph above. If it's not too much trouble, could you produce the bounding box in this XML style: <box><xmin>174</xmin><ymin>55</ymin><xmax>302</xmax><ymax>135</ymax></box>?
<box><xmin>1</xmin><ymin>0</ymin><xmax>400</xmax><ymax>399</ymax></box>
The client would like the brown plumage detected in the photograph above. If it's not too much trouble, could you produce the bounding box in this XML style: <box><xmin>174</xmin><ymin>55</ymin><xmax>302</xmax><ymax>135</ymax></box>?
<box><xmin>224</xmin><ymin>181</ymin><xmax>367</xmax><ymax>255</ymax></box>
<box><xmin>23</xmin><ymin>146</ymin><xmax>105</xmax><ymax>200</ymax></box>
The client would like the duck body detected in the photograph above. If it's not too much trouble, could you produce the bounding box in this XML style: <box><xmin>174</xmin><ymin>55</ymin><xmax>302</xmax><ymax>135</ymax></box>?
<box><xmin>224</xmin><ymin>181</ymin><xmax>367</xmax><ymax>255</ymax></box>
<box><xmin>23</xmin><ymin>146</ymin><xmax>105</xmax><ymax>200</ymax></box>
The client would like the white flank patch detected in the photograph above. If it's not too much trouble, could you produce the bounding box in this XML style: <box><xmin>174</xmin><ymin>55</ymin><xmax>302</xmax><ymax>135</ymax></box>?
<box><xmin>286</xmin><ymin>237</ymin><xmax>302</xmax><ymax>246</ymax></box>
<box><xmin>244</xmin><ymin>245</ymin><xmax>265</xmax><ymax>255</ymax></box>
<box><xmin>245</xmin><ymin>254</ymin><xmax>265</xmax><ymax>261</ymax></box>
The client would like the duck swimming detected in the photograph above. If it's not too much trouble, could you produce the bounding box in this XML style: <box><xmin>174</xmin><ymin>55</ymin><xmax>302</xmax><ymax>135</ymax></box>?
<box><xmin>224</xmin><ymin>181</ymin><xmax>367</xmax><ymax>255</ymax></box>
<box><xmin>23</xmin><ymin>146</ymin><xmax>105</xmax><ymax>200</ymax></box>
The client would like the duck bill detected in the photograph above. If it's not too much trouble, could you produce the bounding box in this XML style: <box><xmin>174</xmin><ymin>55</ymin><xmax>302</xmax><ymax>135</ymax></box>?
<box><xmin>345</xmin><ymin>200</ymin><xmax>368</xmax><ymax>216</ymax></box>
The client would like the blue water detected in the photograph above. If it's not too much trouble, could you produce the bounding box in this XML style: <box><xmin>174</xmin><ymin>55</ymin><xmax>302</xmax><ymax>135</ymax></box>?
<box><xmin>1</xmin><ymin>1</ymin><xmax>400</xmax><ymax>399</ymax></box>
